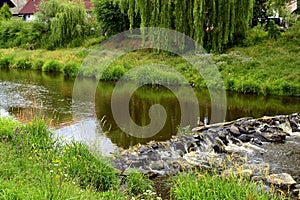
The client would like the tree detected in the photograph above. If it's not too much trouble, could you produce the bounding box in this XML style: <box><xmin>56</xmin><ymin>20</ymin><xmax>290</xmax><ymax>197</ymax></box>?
<box><xmin>36</xmin><ymin>0</ymin><xmax>89</xmax><ymax>48</ymax></box>
<box><xmin>0</xmin><ymin>3</ymin><xmax>12</xmax><ymax>21</ymax></box>
<box><xmin>252</xmin><ymin>0</ymin><xmax>268</xmax><ymax>27</ymax></box>
<box><xmin>106</xmin><ymin>0</ymin><xmax>255</xmax><ymax>52</ymax></box>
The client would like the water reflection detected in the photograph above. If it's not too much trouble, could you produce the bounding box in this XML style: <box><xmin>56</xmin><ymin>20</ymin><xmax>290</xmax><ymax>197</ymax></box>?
<box><xmin>0</xmin><ymin>69</ymin><xmax>300</xmax><ymax>149</ymax></box>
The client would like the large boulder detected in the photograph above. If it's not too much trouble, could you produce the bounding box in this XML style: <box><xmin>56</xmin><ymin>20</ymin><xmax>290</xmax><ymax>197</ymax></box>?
<box><xmin>266</xmin><ymin>173</ymin><xmax>297</xmax><ymax>188</ymax></box>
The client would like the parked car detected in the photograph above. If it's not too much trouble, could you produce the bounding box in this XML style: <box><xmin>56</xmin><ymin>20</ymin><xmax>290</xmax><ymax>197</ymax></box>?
<box><xmin>265</xmin><ymin>17</ymin><xmax>288</xmax><ymax>32</ymax></box>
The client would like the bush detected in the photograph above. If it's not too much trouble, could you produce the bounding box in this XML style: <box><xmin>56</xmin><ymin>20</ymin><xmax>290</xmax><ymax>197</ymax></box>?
<box><xmin>0</xmin><ymin>56</ymin><xmax>13</xmax><ymax>68</ymax></box>
<box><xmin>32</xmin><ymin>59</ymin><xmax>44</xmax><ymax>70</ymax></box>
<box><xmin>93</xmin><ymin>0</ymin><xmax>131</xmax><ymax>36</ymax></box>
<box><xmin>102</xmin><ymin>65</ymin><xmax>125</xmax><ymax>81</ymax></box>
<box><xmin>63</xmin><ymin>62</ymin><xmax>80</xmax><ymax>78</ymax></box>
<box><xmin>13</xmin><ymin>58</ymin><xmax>32</xmax><ymax>69</ymax></box>
<box><xmin>268</xmin><ymin>20</ymin><xmax>281</xmax><ymax>40</ymax></box>
<box><xmin>42</xmin><ymin>60</ymin><xmax>62</xmax><ymax>72</ymax></box>
<box><xmin>243</xmin><ymin>26</ymin><xmax>268</xmax><ymax>46</ymax></box>
<box><xmin>0</xmin><ymin>19</ymin><xmax>44</xmax><ymax>49</ymax></box>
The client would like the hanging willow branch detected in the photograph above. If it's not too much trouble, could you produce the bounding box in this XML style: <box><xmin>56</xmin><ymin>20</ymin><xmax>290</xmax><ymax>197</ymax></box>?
<box><xmin>99</xmin><ymin>0</ymin><xmax>254</xmax><ymax>52</ymax></box>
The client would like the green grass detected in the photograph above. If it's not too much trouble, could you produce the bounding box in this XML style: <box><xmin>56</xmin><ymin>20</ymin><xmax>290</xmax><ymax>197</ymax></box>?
<box><xmin>0</xmin><ymin>117</ymin><xmax>154</xmax><ymax>199</ymax></box>
<box><xmin>171</xmin><ymin>172</ymin><xmax>285</xmax><ymax>200</ymax></box>
<box><xmin>0</xmin><ymin>117</ymin><xmax>290</xmax><ymax>199</ymax></box>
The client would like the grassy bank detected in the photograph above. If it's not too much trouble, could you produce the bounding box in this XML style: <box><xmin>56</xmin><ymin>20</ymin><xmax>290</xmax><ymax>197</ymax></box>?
<box><xmin>0</xmin><ymin>22</ymin><xmax>299</xmax><ymax>96</ymax></box>
<box><xmin>0</xmin><ymin>117</ymin><xmax>287</xmax><ymax>199</ymax></box>
<box><xmin>0</xmin><ymin>117</ymin><xmax>154</xmax><ymax>199</ymax></box>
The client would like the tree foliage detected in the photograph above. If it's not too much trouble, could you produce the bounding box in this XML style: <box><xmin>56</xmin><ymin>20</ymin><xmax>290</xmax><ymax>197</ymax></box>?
<box><xmin>36</xmin><ymin>0</ymin><xmax>89</xmax><ymax>48</ymax></box>
<box><xmin>93</xmin><ymin>0</ymin><xmax>131</xmax><ymax>36</ymax></box>
<box><xmin>252</xmin><ymin>0</ymin><xmax>268</xmax><ymax>27</ymax></box>
<box><xmin>95</xmin><ymin>0</ymin><xmax>254</xmax><ymax>52</ymax></box>
<box><xmin>0</xmin><ymin>3</ymin><xmax>12</xmax><ymax>21</ymax></box>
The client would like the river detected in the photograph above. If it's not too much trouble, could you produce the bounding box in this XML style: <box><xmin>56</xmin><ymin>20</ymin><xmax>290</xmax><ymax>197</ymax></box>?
<box><xmin>0</xmin><ymin>69</ymin><xmax>300</xmax><ymax>156</ymax></box>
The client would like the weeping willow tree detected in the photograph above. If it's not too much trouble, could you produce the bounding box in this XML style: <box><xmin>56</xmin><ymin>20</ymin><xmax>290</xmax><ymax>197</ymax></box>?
<box><xmin>102</xmin><ymin>0</ymin><xmax>254</xmax><ymax>52</ymax></box>
<box><xmin>36</xmin><ymin>0</ymin><xmax>89</xmax><ymax>47</ymax></box>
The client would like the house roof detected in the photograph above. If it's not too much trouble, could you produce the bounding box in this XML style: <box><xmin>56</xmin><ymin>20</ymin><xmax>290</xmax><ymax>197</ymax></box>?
<box><xmin>84</xmin><ymin>0</ymin><xmax>92</xmax><ymax>10</ymax></box>
<box><xmin>10</xmin><ymin>0</ymin><xmax>28</xmax><ymax>15</ymax></box>
<box><xmin>18</xmin><ymin>0</ymin><xmax>92</xmax><ymax>15</ymax></box>
<box><xmin>18</xmin><ymin>0</ymin><xmax>41</xmax><ymax>14</ymax></box>
<box><xmin>0</xmin><ymin>0</ymin><xmax>16</xmax><ymax>8</ymax></box>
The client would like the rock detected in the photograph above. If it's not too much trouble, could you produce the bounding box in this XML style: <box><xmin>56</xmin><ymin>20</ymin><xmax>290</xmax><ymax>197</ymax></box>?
<box><xmin>291</xmin><ymin>189</ymin><xmax>299</xmax><ymax>196</ymax></box>
<box><xmin>149</xmin><ymin>161</ymin><xmax>164</xmax><ymax>170</ymax></box>
<box><xmin>278</xmin><ymin>121</ymin><xmax>292</xmax><ymax>134</ymax></box>
<box><xmin>238</xmin><ymin>126</ymin><xmax>248</xmax><ymax>134</ymax></box>
<box><xmin>237</xmin><ymin>134</ymin><xmax>253</xmax><ymax>142</ymax></box>
<box><xmin>266</xmin><ymin>173</ymin><xmax>297</xmax><ymax>188</ymax></box>
<box><xmin>289</xmin><ymin>120</ymin><xmax>300</xmax><ymax>132</ymax></box>
<box><xmin>251</xmin><ymin>175</ymin><xmax>263</xmax><ymax>182</ymax></box>
<box><xmin>230</xmin><ymin>125</ymin><xmax>241</xmax><ymax>136</ymax></box>
<box><xmin>221</xmin><ymin>169</ymin><xmax>253</xmax><ymax>178</ymax></box>
<box><xmin>295</xmin><ymin>184</ymin><xmax>300</xmax><ymax>189</ymax></box>
<box><xmin>251</xmin><ymin>138</ymin><xmax>263</xmax><ymax>145</ymax></box>
<box><xmin>257</xmin><ymin>130</ymin><xmax>287</xmax><ymax>143</ymax></box>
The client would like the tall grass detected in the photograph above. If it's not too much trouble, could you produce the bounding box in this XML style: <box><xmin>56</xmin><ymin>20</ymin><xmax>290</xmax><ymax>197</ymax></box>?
<box><xmin>171</xmin><ymin>172</ymin><xmax>285</xmax><ymax>200</ymax></box>
<box><xmin>0</xmin><ymin>117</ymin><xmax>155</xmax><ymax>199</ymax></box>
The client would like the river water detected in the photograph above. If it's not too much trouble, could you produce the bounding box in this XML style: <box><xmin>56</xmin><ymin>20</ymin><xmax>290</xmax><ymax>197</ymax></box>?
<box><xmin>0</xmin><ymin>69</ymin><xmax>300</xmax><ymax>159</ymax></box>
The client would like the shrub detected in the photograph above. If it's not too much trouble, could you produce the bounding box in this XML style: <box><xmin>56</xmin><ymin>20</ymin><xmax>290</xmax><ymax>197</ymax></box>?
<box><xmin>267</xmin><ymin>20</ymin><xmax>281</xmax><ymax>40</ymax></box>
<box><xmin>0</xmin><ymin>19</ymin><xmax>44</xmax><ymax>48</ymax></box>
<box><xmin>0</xmin><ymin>56</ymin><xmax>13</xmax><ymax>68</ymax></box>
<box><xmin>32</xmin><ymin>59</ymin><xmax>44</xmax><ymax>70</ymax></box>
<box><xmin>243</xmin><ymin>25</ymin><xmax>268</xmax><ymax>46</ymax></box>
<box><xmin>102</xmin><ymin>65</ymin><xmax>125</xmax><ymax>81</ymax></box>
<box><xmin>63</xmin><ymin>62</ymin><xmax>80</xmax><ymax>78</ymax></box>
<box><xmin>13</xmin><ymin>58</ymin><xmax>32</xmax><ymax>69</ymax></box>
<box><xmin>42</xmin><ymin>60</ymin><xmax>62</xmax><ymax>72</ymax></box>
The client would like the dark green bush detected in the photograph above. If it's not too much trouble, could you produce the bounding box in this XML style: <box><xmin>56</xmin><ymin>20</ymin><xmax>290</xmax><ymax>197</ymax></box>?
<box><xmin>267</xmin><ymin>20</ymin><xmax>281</xmax><ymax>40</ymax></box>
<box><xmin>32</xmin><ymin>59</ymin><xmax>44</xmax><ymax>70</ymax></box>
<box><xmin>243</xmin><ymin>25</ymin><xmax>268</xmax><ymax>46</ymax></box>
<box><xmin>42</xmin><ymin>60</ymin><xmax>62</xmax><ymax>72</ymax></box>
<box><xmin>102</xmin><ymin>65</ymin><xmax>125</xmax><ymax>81</ymax></box>
<box><xmin>63</xmin><ymin>62</ymin><xmax>80</xmax><ymax>78</ymax></box>
<box><xmin>0</xmin><ymin>19</ymin><xmax>44</xmax><ymax>49</ymax></box>
<box><xmin>93</xmin><ymin>0</ymin><xmax>131</xmax><ymax>36</ymax></box>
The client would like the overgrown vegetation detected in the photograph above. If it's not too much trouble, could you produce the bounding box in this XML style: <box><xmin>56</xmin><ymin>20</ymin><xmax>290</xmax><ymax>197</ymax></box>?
<box><xmin>0</xmin><ymin>18</ymin><xmax>300</xmax><ymax>95</ymax></box>
<box><xmin>172</xmin><ymin>172</ymin><xmax>285</xmax><ymax>200</ymax></box>
<box><xmin>0</xmin><ymin>0</ymin><xmax>93</xmax><ymax>49</ymax></box>
<box><xmin>0</xmin><ymin>117</ymin><xmax>288</xmax><ymax>199</ymax></box>
<box><xmin>0</xmin><ymin>117</ymin><xmax>155</xmax><ymax>199</ymax></box>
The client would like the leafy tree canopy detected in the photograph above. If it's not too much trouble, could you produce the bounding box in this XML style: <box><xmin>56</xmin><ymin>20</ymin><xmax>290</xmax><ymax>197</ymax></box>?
<box><xmin>0</xmin><ymin>3</ymin><xmax>12</xmax><ymax>21</ymax></box>
<box><xmin>35</xmin><ymin>0</ymin><xmax>89</xmax><ymax>48</ymax></box>
<box><xmin>93</xmin><ymin>0</ymin><xmax>254</xmax><ymax>52</ymax></box>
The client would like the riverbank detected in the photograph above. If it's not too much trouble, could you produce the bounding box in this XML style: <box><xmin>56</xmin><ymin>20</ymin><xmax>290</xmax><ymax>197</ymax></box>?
<box><xmin>0</xmin><ymin>116</ymin><xmax>290</xmax><ymax>199</ymax></box>
<box><xmin>0</xmin><ymin>23</ymin><xmax>299</xmax><ymax>96</ymax></box>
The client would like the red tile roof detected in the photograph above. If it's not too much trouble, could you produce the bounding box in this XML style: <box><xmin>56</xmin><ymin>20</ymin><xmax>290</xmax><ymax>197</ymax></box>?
<box><xmin>18</xmin><ymin>0</ymin><xmax>92</xmax><ymax>15</ymax></box>
<box><xmin>18</xmin><ymin>0</ymin><xmax>41</xmax><ymax>14</ymax></box>
<box><xmin>84</xmin><ymin>0</ymin><xmax>92</xmax><ymax>10</ymax></box>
